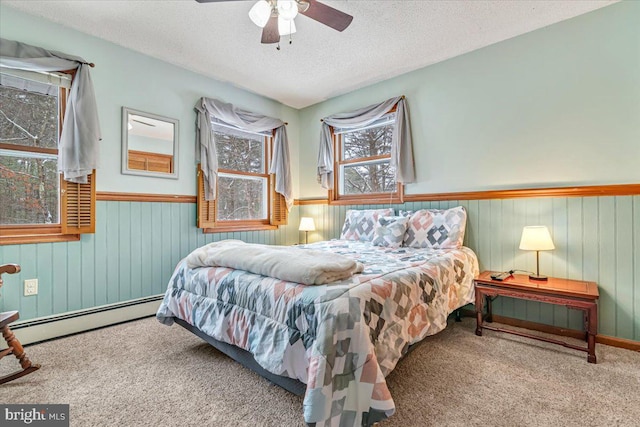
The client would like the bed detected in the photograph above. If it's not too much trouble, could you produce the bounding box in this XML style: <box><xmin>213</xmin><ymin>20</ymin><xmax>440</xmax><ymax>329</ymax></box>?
<box><xmin>157</xmin><ymin>207</ymin><xmax>479</xmax><ymax>426</ymax></box>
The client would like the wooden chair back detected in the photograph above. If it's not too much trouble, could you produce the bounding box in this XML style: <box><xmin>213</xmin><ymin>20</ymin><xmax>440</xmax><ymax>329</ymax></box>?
<box><xmin>0</xmin><ymin>263</ymin><xmax>40</xmax><ymax>384</ymax></box>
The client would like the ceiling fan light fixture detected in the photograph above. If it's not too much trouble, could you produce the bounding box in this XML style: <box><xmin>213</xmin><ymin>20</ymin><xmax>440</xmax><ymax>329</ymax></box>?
<box><xmin>249</xmin><ymin>0</ymin><xmax>272</xmax><ymax>28</ymax></box>
<box><xmin>277</xmin><ymin>0</ymin><xmax>298</xmax><ymax>21</ymax></box>
<box><xmin>278</xmin><ymin>15</ymin><xmax>296</xmax><ymax>36</ymax></box>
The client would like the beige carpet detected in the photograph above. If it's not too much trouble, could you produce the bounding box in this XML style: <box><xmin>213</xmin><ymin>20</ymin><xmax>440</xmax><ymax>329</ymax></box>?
<box><xmin>1</xmin><ymin>317</ymin><xmax>639</xmax><ymax>426</ymax></box>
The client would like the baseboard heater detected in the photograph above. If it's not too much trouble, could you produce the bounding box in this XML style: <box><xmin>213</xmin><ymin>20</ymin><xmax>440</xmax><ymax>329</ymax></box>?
<box><xmin>10</xmin><ymin>295</ymin><xmax>164</xmax><ymax>346</ymax></box>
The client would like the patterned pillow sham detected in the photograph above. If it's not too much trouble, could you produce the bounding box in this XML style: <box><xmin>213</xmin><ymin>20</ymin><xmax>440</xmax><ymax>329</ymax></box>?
<box><xmin>340</xmin><ymin>208</ymin><xmax>395</xmax><ymax>241</ymax></box>
<box><xmin>372</xmin><ymin>216</ymin><xmax>410</xmax><ymax>249</ymax></box>
<box><xmin>403</xmin><ymin>206</ymin><xmax>467</xmax><ymax>249</ymax></box>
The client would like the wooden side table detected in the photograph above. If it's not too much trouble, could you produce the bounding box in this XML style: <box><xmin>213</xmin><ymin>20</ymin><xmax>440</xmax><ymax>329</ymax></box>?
<box><xmin>474</xmin><ymin>271</ymin><xmax>599</xmax><ymax>363</ymax></box>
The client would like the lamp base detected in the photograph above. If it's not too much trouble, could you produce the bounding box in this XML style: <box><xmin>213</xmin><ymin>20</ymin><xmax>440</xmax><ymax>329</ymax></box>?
<box><xmin>529</xmin><ymin>274</ymin><xmax>548</xmax><ymax>281</ymax></box>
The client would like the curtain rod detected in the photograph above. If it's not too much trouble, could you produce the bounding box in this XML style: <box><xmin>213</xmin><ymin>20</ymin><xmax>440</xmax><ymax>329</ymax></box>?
<box><xmin>320</xmin><ymin>95</ymin><xmax>405</xmax><ymax>122</ymax></box>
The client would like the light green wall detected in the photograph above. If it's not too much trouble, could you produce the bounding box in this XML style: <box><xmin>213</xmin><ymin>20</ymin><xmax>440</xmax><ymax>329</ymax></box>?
<box><xmin>0</xmin><ymin>5</ymin><xmax>301</xmax><ymax>198</ymax></box>
<box><xmin>1</xmin><ymin>3</ymin><xmax>639</xmax><ymax>342</ymax></box>
<box><xmin>300</xmin><ymin>2</ymin><xmax>640</xmax><ymax>340</ymax></box>
<box><xmin>294</xmin><ymin>1</ymin><xmax>639</xmax><ymax>341</ymax></box>
<box><xmin>298</xmin><ymin>1</ymin><xmax>640</xmax><ymax>198</ymax></box>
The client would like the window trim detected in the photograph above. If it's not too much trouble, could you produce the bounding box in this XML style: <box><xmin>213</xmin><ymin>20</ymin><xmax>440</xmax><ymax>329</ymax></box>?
<box><xmin>0</xmin><ymin>71</ymin><xmax>95</xmax><ymax>245</ymax></box>
<box><xmin>328</xmin><ymin>108</ymin><xmax>404</xmax><ymax>205</ymax></box>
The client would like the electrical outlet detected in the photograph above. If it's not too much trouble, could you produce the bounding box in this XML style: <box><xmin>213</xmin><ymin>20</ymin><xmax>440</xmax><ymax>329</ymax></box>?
<box><xmin>24</xmin><ymin>279</ymin><xmax>38</xmax><ymax>296</ymax></box>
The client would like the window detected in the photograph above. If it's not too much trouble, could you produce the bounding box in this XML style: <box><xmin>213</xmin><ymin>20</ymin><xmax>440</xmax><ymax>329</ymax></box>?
<box><xmin>0</xmin><ymin>71</ymin><xmax>96</xmax><ymax>245</ymax></box>
<box><xmin>197</xmin><ymin>122</ymin><xmax>287</xmax><ymax>232</ymax></box>
<box><xmin>330</xmin><ymin>111</ymin><xmax>403</xmax><ymax>204</ymax></box>
<box><xmin>215</xmin><ymin>123</ymin><xmax>269</xmax><ymax>222</ymax></box>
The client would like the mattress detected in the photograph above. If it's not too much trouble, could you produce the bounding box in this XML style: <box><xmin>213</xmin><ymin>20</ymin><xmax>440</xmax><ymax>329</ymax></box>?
<box><xmin>157</xmin><ymin>239</ymin><xmax>479</xmax><ymax>426</ymax></box>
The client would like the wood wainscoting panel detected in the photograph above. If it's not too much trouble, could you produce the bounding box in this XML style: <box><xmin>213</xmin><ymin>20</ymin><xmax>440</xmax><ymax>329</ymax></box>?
<box><xmin>405</xmin><ymin>183</ymin><xmax>640</xmax><ymax>202</ymax></box>
<box><xmin>97</xmin><ymin>192</ymin><xmax>196</xmax><ymax>203</ymax></box>
<box><xmin>294</xmin><ymin>184</ymin><xmax>640</xmax><ymax>205</ymax></box>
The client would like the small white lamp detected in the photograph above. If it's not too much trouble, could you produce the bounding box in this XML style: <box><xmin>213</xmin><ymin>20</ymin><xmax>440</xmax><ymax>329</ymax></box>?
<box><xmin>299</xmin><ymin>217</ymin><xmax>315</xmax><ymax>244</ymax></box>
<box><xmin>519</xmin><ymin>226</ymin><xmax>555</xmax><ymax>281</ymax></box>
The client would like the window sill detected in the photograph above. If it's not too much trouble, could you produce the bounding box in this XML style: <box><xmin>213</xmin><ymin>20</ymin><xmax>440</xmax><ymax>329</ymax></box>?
<box><xmin>202</xmin><ymin>224</ymin><xmax>278</xmax><ymax>234</ymax></box>
<box><xmin>328</xmin><ymin>187</ymin><xmax>404</xmax><ymax>206</ymax></box>
<box><xmin>0</xmin><ymin>233</ymin><xmax>80</xmax><ymax>245</ymax></box>
<box><xmin>329</xmin><ymin>198</ymin><xmax>402</xmax><ymax>206</ymax></box>
<box><xmin>329</xmin><ymin>194</ymin><xmax>404</xmax><ymax>206</ymax></box>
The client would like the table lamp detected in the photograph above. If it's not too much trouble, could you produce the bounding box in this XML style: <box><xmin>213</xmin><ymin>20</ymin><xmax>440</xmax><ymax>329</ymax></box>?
<box><xmin>519</xmin><ymin>226</ymin><xmax>555</xmax><ymax>281</ymax></box>
<box><xmin>299</xmin><ymin>217</ymin><xmax>315</xmax><ymax>244</ymax></box>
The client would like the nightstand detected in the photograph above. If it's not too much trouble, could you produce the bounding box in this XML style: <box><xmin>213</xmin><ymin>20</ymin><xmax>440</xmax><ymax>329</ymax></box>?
<box><xmin>474</xmin><ymin>271</ymin><xmax>599</xmax><ymax>363</ymax></box>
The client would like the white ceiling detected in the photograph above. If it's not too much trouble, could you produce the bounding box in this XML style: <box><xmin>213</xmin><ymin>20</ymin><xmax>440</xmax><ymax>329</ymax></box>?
<box><xmin>1</xmin><ymin>0</ymin><xmax>617</xmax><ymax>109</ymax></box>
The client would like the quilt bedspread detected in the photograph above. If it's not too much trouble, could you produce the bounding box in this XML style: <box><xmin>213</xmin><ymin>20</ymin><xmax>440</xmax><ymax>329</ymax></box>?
<box><xmin>157</xmin><ymin>240</ymin><xmax>479</xmax><ymax>426</ymax></box>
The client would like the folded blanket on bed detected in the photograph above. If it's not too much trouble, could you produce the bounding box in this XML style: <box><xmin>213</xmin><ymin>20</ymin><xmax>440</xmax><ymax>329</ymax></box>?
<box><xmin>186</xmin><ymin>240</ymin><xmax>364</xmax><ymax>285</ymax></box>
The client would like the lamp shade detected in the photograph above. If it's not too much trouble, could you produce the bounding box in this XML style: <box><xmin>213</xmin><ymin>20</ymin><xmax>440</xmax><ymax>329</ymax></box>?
<box><xmin>299</xmin><ymin>217</ymin><xmax>316</xmax><ymax>232</ymax></box>
<box><xmin>519</xmin><ymin>226</ymin><xmax>555</xmax><ymax>251</ymax></box>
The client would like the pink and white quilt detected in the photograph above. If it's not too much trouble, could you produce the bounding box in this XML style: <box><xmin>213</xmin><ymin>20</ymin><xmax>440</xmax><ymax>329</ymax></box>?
<box><xmin>157</xmin><ymin>239</ymin><xmax>479</xmax><ymax>426</ymax></box>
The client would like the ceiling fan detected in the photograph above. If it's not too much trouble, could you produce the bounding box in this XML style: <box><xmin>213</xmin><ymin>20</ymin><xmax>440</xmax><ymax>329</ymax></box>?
<box><xmin>195</xmin><ymin>0</ymin><xmax>354</xmax><ymax>45</ymax></box>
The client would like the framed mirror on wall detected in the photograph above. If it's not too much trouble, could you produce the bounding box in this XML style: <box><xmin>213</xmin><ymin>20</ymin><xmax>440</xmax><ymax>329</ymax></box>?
<box><xmin>121</xmin><ymin>107</ymin><xmax>179</xmax><ymax>179</ymax></box>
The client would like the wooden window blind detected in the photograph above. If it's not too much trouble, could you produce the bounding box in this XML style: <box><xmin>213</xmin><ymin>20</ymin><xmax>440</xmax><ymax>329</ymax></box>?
<box><xmin>60</xmin><ymin>171</ymin><xmax>96</xmax><ymax>234</ymax></box>
<box><xmin>197</xmin><ymin>165</ymin><xmax>216</xmax><ymax>229</ymax></box>
<box><xmin>270</xmin><ymin>184</ymin><xmax>288</xmax><ymax>226</ymax></box>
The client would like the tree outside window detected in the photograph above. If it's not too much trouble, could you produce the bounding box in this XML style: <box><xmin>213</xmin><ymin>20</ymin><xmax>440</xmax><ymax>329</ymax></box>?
<box><xmin>332</xmin><ymin>113</ymin><xmax>403</xmax><ymax>204</ymax></box>
<box><xmin>213</xmin><ymin>124</ymin><xmax>269</xmax><ymax>222</ymax></box>
<box><xmin>0</xmin><ymin>78</ymin><xmax>60</xmax><ymax>226</ymax></box>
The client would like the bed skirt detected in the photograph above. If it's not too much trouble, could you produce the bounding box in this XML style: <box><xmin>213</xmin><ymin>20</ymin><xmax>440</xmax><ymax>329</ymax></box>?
<box><xmin>174</xmin><ymin>317</ymin><xmax>308</xmax><ymax>396</ymax></box>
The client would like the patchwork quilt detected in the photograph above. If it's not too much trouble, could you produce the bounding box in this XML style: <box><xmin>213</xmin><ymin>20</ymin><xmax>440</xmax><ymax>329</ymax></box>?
<box><xmin>157</xmin><ymin>240</ymin><xmax>479</xmax><ymax>426</ymax></box>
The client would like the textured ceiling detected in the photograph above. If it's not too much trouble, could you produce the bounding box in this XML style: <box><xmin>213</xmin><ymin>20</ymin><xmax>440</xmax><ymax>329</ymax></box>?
<box><xmin>1</xmin><ymin>0</ymin><xmax>617</xmax><ymax>109</ymax></box>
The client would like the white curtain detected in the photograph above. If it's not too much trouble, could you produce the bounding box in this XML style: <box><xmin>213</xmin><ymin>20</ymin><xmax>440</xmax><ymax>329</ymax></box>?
<box><xmin>195</xmin><ymin>97</ymin><xmax>292</xmax><ymax>211</ymax></box>
<box><xmin>317</xmin><ymin>96</ymin><xmax>415</xmax><ymax>190</ymax></box>
<box><xmin>0</xmin><ymin>38</ymin><xmax>101</xmax><ymax>184</ymax></box>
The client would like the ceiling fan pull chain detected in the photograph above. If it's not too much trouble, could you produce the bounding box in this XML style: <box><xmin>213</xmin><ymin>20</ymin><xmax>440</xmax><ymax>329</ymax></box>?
<box><xmin>289</xmin><ymin>21</ymin><xmax>293</xmax><ymax>44</ymax></box>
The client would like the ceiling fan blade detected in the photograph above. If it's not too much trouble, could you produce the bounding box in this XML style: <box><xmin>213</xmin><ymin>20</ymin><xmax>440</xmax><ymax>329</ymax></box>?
<box><xmin>300</xmin><ymin>0</ymin><xmax>353</xmax><ymax>32</ymax></box>
<box><xmin>261</xmin><ymin>16</ymin><xmax>280</xmax><ymax>44</ymax></box>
